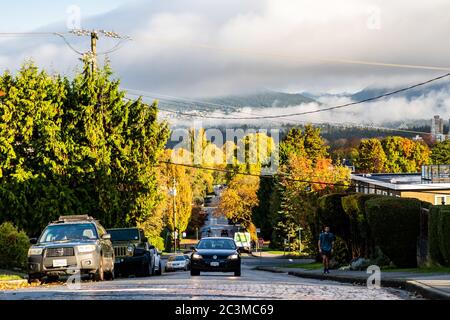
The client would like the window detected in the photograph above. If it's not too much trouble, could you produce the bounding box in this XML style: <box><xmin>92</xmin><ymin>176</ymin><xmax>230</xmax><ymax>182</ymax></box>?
<box><xmin>435</xmin><ymin>195</ymin><xmax>450</xmax><ymax>205</ymax></box>
<box><xmin>39</xmin><ymin>223</ymin><xmax>98</xmax><ymax>243</ymax></box>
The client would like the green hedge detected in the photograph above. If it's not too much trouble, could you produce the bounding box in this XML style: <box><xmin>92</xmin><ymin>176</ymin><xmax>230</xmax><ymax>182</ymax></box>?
<box><xmin>317</xmin><ymin>193</ymin><xmax>350</xmax><ymax>238</ymax></box>
<box><xmin>428</xmin><ymin>206</ymin><xmax>444</xmax><ymax>265</ymax></box>
<box><xmin>437</xmin><ymin>207</ymin><xmax>450</xmax><ymax>265</ymax></box>
<box><xmin>341</xmin><ymin>194</ymin><xmax>382</xmax><ymax>259</ymax></box>
<box><xmin>365</xmin><ymin>197</ymin><xmax>420</xmax><ymax>268</ymax></box>
<box><xmin>317</xmin><ymin>193</ymin><xmax>351</xmax><ymax>259</ymax></box>
<box><xmin>0</xmin><ymin>222</ymin><xmax>30</xmax><ymax>270</ymax></box>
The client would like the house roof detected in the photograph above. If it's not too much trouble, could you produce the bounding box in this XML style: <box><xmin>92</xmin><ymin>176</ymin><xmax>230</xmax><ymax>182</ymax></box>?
<box><xmin>351</xmin><ymin>173</ymin><xmax>450</xmax><ymax>191</ymax></box>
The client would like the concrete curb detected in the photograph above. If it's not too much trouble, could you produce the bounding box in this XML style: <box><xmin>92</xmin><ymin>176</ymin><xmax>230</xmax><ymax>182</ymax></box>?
<box><xmin>255</xmin><ymin>266</ymin><xmax>450</xmax><ymax>300</ymax></box>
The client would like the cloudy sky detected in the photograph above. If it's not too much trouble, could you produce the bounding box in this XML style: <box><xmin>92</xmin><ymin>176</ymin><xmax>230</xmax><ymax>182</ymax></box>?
<box><xmin>1</xmin><ymin>0</ymin><xmax>450</xmax><ymax>125</ymax></box>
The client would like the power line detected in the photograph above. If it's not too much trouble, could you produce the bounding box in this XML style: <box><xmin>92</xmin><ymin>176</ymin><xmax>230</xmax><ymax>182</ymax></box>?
<box><xmin>160</xmin><ymin>160</ymin><xmax>450</xmax><ymax>196</ymax></box>
<box><xmin>143</xmin><ymin>72</ymin><xmax>450</xmax><ymax>120</ymax></box>
<box><xmin>123</xmin><ymin>90</ymin><xmax>433</xmax><ymax>136</ymax></box>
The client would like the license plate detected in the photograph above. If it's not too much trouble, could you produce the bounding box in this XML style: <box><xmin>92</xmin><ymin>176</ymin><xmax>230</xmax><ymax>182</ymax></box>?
<box><xmin>52</xmin><ymin>259</ymin><xmax>67</xmax><ymax>267</ymax></box>
<box><xmin>210</xmin><ymin>262</ymin><xmax>219</xmax><ymax>267</ymax></box>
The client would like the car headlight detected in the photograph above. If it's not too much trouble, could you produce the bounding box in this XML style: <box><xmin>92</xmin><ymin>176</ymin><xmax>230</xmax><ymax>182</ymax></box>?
<box><xmin>127</xmin><ymin>245</ymin><xmax>134</xmax><ymax>255</ymax></box>
<box><xmin>192</xmin><ymin>253</ymin><xmax>202</xmax><ymax>259</ymax></box>
<box><xmin>77</xmin><ymin>245</ymin><xmax>96</xmax><ymax>253</ymax></box>
<box><xmin>228</xmin><ymin>254</ymin><xmax>239</xmax><ymax>260</ymax></box>
<box><xmin>28</xmin><ymin>247</ymin><xmax>43</xmax><ymax>256</ymax></box>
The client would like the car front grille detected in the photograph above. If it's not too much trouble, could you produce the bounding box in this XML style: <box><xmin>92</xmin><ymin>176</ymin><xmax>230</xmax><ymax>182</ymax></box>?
<box><xmin>114</xmin><ymin>246</ymin><xmax>128</xmax><ymax>257</ymax></box>
<box><xmin>202</xmin><ymin>255</ymin><xmax>229</xmax><ymax>260</ymax></box>
<box><xmin>45</xmin><ymin>247</ymin><xmax>74</xmax><ymax>257</ymax></box>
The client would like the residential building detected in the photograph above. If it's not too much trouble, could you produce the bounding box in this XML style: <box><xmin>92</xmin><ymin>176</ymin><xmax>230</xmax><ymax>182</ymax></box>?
<box><xmin>351</xmin><ymin>165</ymin><xmax>450</xmax><ymax>205</ymax></box>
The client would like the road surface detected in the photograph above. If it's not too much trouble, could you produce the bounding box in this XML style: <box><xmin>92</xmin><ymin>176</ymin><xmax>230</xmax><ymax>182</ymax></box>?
<box><xmin>0</xmin><ymin>257</ymin><xmax>418</xmax><ymax>300</ymax></box>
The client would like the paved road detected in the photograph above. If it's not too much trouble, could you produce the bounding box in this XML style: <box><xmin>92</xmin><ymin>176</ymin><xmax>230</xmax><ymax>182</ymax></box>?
<box><xmin>0</xmin><ymin>257</ymin><xmax>418</xmax><ymax>300</ymax></box>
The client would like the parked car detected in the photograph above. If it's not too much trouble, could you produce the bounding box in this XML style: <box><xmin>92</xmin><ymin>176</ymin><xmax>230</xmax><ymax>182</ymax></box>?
<box><xmin>234</xmin><ymin>232</ymin><xmax>252</xmax><ymax>253</ymax></box>
<box><xmin>183</xmin><ymin>254</ymin><xmax>191</xmax><ymax>270</ymax></box>
<box><xmin>107</xmin><ymin>228</ymin><xmax>159</xmax><ymax>277</ymax></box>
<box><xmin>190</xmin><ymin>237</ymin><xmax>241</xmax><ymax>276</ymax></box>
<box><xmin>27</xmin><ymin>215</ymin><xmax>115</xmax><ymax>283</ymax></box>
<box><xmin>165</xmin><ymin>254</ymin><xmax>189</xmax><ymax>272</ymax></box>
<box><xmin>153</xmin><ymin>249</ymin><xmax>162</xmax><ymax>275</ymax></box>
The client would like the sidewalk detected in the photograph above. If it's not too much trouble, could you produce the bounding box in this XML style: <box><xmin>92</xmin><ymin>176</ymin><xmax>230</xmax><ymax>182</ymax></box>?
<box><xmin>255</xmin><ymin>265</ymin><xmax>450</xmax><ymax>300</ymax></box>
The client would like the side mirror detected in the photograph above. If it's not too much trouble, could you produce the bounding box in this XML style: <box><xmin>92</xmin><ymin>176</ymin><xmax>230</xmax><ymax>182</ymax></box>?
<box><xmin>102</xmin><ymin>233</ymin><xmax>111</xmax><ymax>240</ymax></box>
<box><xmin>29</xmin><ymin>238</ymin><xmax>37</xmax><ymax>244</ymax></box>
<box><xmin>143</xmin><ymin>237</ymin><xmax>148</xmax><ymax>243</ymax></box>
<box><xmin>149</xmin><ymin>245</ymin><xmax>155</xmax><ymax>249</ymax></box>
<box><xmin>190</xmin><ymin>246</ymin><xmax>196</xmax><ymax>251</ymax></box>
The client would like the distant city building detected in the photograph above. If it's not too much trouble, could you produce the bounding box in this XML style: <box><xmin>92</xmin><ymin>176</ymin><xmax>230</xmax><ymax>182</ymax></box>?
<box><xmin>412</xmin><ymin>135</ymin><xmax>424</xmax><ymax>142</ymax></box>
<box><xmin>431</xmin><ymin>115</ymin><xmax>444</xmax><ymax>135</ymax></box>
<box><xmin>431</xmin><ymin>115</ymin><xmax>447</xmax><ymax>142</ymax></box>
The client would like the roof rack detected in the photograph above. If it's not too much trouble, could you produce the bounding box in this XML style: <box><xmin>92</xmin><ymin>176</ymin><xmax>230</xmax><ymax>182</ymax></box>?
<box><xmin>55</xmin><ymin>215</ymin><xmax>95</xmax><ymax>223</ymax></box>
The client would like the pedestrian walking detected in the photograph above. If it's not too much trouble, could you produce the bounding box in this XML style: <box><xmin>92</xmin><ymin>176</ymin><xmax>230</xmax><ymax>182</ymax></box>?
<box><xmin>318</xmin><ymin>226</ymin><xmax>335</xmax><ymax>274</ymax></box>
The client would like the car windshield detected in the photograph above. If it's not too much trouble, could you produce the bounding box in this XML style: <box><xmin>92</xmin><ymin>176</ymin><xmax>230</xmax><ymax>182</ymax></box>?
<box><xmin>197</xmin><ymin>238</ymin><xmax>236</xmax><ymax>250</ymax></box>
<box><xmin>108</xmin><ymin>229</ymin><xmax>139</xmax><ymax>241</ymax></box>
<box><xmin>168</xmin><ymin>255</ymin><xmax>185</xmax><ymax>261</ymax></box>
<box><xmin>39</xmin><ymin>223</ymin><xmax>98</xmax><ymax>243</ymax></box>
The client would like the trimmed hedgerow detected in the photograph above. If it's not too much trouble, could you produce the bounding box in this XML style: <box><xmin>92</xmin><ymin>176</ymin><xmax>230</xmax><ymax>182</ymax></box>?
<box><xmin>365</xmin><ymin>197</ymin><xmax>420</xmax><ymax>268</ymax></box>
<box><xmin>341</xmin><ymin>194</ymin><xmax>382</xmax><ymax>259</ymax></box>
<box><xmin>437</xmin><ymin>207</ymin><xmax>450</xmax><ymax>266</ymax></box>
<box><xmin>428</xmin><ymin>206</ymin><xmax>444</xmax><ymax>265</ymax></box>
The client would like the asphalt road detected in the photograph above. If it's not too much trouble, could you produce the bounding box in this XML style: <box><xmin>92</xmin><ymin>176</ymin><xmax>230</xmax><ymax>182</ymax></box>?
<box><xmin>0</xmin><ymin>257</ymin><xmax>418</xmax><ymax>300</ymax></box>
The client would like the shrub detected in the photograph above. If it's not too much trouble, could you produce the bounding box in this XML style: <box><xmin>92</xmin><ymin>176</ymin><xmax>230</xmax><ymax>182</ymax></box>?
<box><xmin>0</xmin><ymin>222</ymin><xmax>30</xmax><ymax>270</ymax></box>
<box><xmin>317</xmin><ymin>193</ymin><xmax>350</xmax><ymax>240</ymax></box>
<box><xmin>317</xmin><ymin>193</ymin><xmax>351</xmax><ymax>263</ymax></box>
<box><xmin>341</xmin><ymin>194</ymin><xmax>382</xmax><ymax>259</ymax></box>
<box><xmin>428</xmin><ymin>205</ymin><xmax>444</xmax><ymax>265</ymax></box>
<box><xmin>437</xmin><ymin>207</ymin><xmax>450</xmax><ymax>266</ymax></box>
<box><xmin>365</xmin><ymin>197</ymin><xmax>420</xmax><ymax>268</ymax></box>
<box><xmin>330</xmin><ymin>236</ymin><xmax>351</xmax><ymax>268</ymax></box>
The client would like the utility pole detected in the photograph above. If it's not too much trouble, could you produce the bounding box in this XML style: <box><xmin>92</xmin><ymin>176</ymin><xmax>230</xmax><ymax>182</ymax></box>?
<box><xmin>69</xmin><ymin>29</ymin><xmax>129</xmax><ymax>73</ymax></box>
<box><xmin>169</xmin><ymin>177</ymin><xmax>177</xmax><ymax>253</ymax></box>
<box><xmin>90</xmin><ymin>31</ymin><xmax>98</xmax><ymax>73</ymax></box>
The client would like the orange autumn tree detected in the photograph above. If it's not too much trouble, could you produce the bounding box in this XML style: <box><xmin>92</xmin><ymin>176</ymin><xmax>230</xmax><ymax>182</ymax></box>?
<box><xmin>266</xmin><ymin>125</ymin><xmax>350</xmax><ymax>252</ymax></box>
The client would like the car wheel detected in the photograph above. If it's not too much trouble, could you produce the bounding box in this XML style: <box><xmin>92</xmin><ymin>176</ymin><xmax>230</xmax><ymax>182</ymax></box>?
<box><xmin>105</xmin><ymin>266</ymin><xmax>115</xmax><ymax>281</ymax></box>
<box><xmin>234</xmin><ymin>268</ymin><xmax>241</xmax><ymax>277</ymax></box>
<box><xmin>190</xmin><ymin>269</ymin><xmax>200</xmax><ymax>276</ymax></box>
<box><xmin>95</xmin><ymin>257</ymin><xmax>105</xmax><ymax>281</ymax></box>
<box><xmin>156</xmin><ymin>262</ymin><xmax>162</xmax><ymax>275</ymax></box>
<box><xmin>45</xmin><ymin>275</ymin><xmax>59</xmax><ymax>283</ymax></box>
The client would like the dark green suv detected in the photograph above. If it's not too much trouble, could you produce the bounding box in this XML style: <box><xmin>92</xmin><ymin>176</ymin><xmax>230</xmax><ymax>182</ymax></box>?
<box><xmin>27</xmin><ymin>215</ymin><xmax>115</xmax><ymax>283</ymax></box>
<box><xmin>107</xmin><ymin>228</ymin><xmax>161</xmax><ymax>277</ymax></box>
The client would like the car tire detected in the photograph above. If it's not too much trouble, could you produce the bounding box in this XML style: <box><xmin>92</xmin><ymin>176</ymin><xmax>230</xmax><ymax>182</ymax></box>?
<box><xmin>234</xmin><ymin>268</ymin><xmax>241</xmax><ymax>277</ymax></box>
<box><xmin>105</xmin><ymin>266</ymin><xmax>115</xmax><ymax>281</ymax></box>
<box><xmin>95</xmin><ymin>257</ymin><xmax>105</xmax><ymax>281</ymax></box>
<box><xmin>45</xmin><ymin>275</ymin><xmax>59</xmax><ymax>283</ymax></box>
<box><xmin>156</xmin><ymin>262</ymin><xmax>162</xmax><ymax>275</ymax></box>
<box><xmin>190</xmin><ymin>269</ymin><xmax>200</xmax><ymax>276</ymax></box>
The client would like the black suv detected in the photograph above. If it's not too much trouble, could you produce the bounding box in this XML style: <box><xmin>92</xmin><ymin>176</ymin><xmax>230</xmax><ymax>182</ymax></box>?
<box><xmin>107</xmin><ymin>228</ymin><xmax>159</xmax><ymax>277</ymax></box>
<box><xmin>27</xmin><ymin>215</ymin><xmax>115</xmax><ymax>283</ymax></box>
<box><xmin>190</xmin><ymin>237</ymin><xmax>241</xmax><ymax>276</ymax></box>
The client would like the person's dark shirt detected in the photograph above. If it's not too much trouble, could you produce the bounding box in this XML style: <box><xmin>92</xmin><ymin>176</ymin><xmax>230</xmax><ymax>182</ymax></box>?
<box><xmin>319</xmin><ymin>232</ymin><xmax>335</xmax><ymax>251</ymax></box>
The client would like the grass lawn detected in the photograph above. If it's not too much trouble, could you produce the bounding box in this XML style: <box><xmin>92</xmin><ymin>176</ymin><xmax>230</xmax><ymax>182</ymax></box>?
<box><xmin>282</xmin><ymin>262</ymin><xmax>323</xmax><ymax>269</ymax></box>
<box><xmin>382</xmin><ymin>266</ymin><xmax>450</xmax><ymax>274</ymax></box>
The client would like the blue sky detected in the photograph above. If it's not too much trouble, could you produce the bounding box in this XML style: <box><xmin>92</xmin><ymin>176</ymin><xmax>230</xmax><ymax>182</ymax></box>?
<box><xmin>0</xmin><ymin>0</ymin><xmax>127</xmax><ymax>31</ymax></box>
